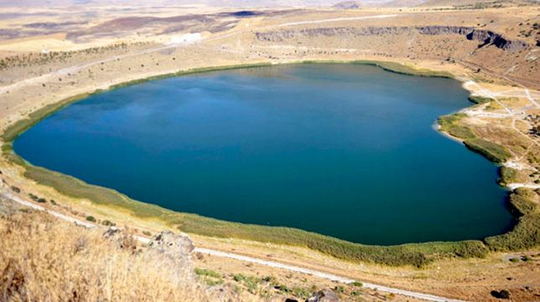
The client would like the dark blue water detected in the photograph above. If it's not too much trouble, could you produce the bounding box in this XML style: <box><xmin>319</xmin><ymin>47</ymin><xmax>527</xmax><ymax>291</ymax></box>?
<box><xmin>14</xmin><ymin>64</ymin><xmax>514</xmax><ymax>245</ymax></box>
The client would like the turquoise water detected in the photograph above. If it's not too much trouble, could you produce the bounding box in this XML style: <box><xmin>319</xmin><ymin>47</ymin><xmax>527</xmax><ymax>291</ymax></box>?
<box><xmin>14</xmin><ymin>64</ymin><xmax>514</xmax><ymax>245</ymax></box>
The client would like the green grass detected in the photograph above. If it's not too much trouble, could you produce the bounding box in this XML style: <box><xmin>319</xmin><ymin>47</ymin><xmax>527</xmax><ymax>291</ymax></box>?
<box><xmin>464</xmin><ymin>138</ymin><xmax>512</xmax><ymax>164</ymax></box>
<box><xmin>2</xmin><ymin>61</ymin><xmax>538</xmax><ymax>268</ymax></box>
<box><xmin>438</xmin><ymin>114</ymin><xmax>476</xmax><ymax>140</ymax></box>
<box><xmin>194</xmin><ymin>268</ymin><xmax>222</xmax><ymax>279</ymax></box>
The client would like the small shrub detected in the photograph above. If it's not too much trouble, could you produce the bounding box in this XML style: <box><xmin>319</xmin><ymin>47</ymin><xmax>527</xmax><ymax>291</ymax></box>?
<box><xmin>10</xmin><ymin>186</ymin><xmax>20</xmax><ymax>193</ymax></box>
<box><xmin>350</xmin><ymin>281</ymin><xmax>363</xmax><ymax>287</ymax></box>
<box><xmin>102</xmin><ymin>220</ymin><xmax>115</xmax><ymax>226</ymax></box>
<box><xmin>291</xmin><ymin>287</ymin><xmax>311</xmax><ymax>299</ymax></box>
<box><xmin>509</xmin><ymin>257</ymin><xmax>520</xmax><ymax>263</ymax></box>
<box><xmin>142</xmin><ymin>230</ymin><xmax>151</xmax><ymax>236</ymax></box>
<box><xmin>85</xmin><ymin>216</ymin><xmax>96</xmax><ymax>222</ymax></box>
<box><xmin>262</xmin><ymin>275</ymin><xmax>276</xmax><ymax>284</ymax></box>
<box><xmin>28</xmin><ymin>193</ymin><xmax>39</xmax><ymax>201</ymax></box>
<box><xmin>194</xmin><ymin>268</ymin><xmax>221</xmax><ymax>279</ymax></box>
<box><xmin>37</xmin><ymin>198</ymin><xmax>47</xmax><ymax>203</ymax></box>
<box><xmin>204</xmin><ymin>279</ymin><xmax>223</xmax><ymax>286</ymax></box>
<box><xmin>491</xmin><ymin>289</ymin><xmax>510</xmax><ymax>299</ymax></box>
<box><xmin>232</xmin><ymin>273</ymin><xmax>245</xmax><ymax>282</ymax></box>
<box><xmin>274</xmin><ymin>284</ymin><xmax>290</xmax><ymax>293</ymax></box>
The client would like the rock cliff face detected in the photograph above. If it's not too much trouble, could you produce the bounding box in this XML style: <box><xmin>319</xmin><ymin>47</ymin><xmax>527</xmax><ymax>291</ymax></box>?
<box><xmin>256</xmin><ymin>26</ymin><xmax>529</xmax><ymax>51</ymax></box>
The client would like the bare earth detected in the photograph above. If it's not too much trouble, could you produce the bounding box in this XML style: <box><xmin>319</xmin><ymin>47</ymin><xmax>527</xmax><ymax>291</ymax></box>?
<box><xmin>0</xmin><ymin>3</ymin><xmax>539</xmax><ymax>302</ymax></box>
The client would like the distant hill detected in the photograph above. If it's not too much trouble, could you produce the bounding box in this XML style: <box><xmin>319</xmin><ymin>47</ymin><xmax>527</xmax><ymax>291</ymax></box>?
<box><xmin>419</xmin><ymin>0</ymin><xmax>539</xmax><ymax>7</ymax></box>
<box><xmin>383</xmin><ymin>0</ymin><xmax>425</xmax><ymax>6</ymax></box>
<box><xmin>5</xmin><ymin>0</ymin><xmax>538</xmax><ymax>7</ymax></box>
<box><xmin>332</xmin><ymin>1</ymin><xmax>363</xmax><ymax>9</ymax></box>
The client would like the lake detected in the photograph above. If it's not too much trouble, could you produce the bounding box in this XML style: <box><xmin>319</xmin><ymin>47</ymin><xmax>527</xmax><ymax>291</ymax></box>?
<box><xmin>14</xmin><ymin>64</ymin><xmax>514</xmax><ymax>245</ymax></box>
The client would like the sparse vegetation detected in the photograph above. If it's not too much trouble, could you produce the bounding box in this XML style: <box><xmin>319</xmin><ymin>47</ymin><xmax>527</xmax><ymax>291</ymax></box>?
<box><xmin>0</xmin><ymin>211</ymin><xmax>207</xmax><ymax>301</ymax></box>
<box><xmin>195</xmin><ymin>268</ymin><xmax>223</xmax><ymax>286</ymax></box>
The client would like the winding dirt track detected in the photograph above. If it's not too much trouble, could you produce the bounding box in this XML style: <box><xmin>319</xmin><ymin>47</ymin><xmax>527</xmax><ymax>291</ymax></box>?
<box><xmin>1</xmin><ymin>191</ymin><xmax>465</xmax><ymax>302</ymax></box>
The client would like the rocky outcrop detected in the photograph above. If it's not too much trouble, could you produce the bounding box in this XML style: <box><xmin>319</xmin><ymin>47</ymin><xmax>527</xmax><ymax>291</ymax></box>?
<box><xmin>146</xmin><ymin>231</ymin><xmax>196</xmax><ymax>284</ymax></box>
<box><xmin>103</xmin><ymin>228</ymin><xmax>137</xmax><ymax>251</ymax></box>
<box><xmin>465</xmin><ymin>29</ymin><xmax>528</xmax><ymax>51</ymax></box>
<box><xmin>256</xmin><ymin>26</ymin><xmax>529</xmax><ymax>51</ymax></box>
<box><xmin>306</xmin><ymin>289</ymin><xmax>340</xmax><ymax>302</ymax></box>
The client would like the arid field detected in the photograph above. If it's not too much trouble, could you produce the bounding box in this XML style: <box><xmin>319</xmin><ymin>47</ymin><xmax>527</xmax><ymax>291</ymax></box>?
<box><xmin>0</xmin><ymin>1</ymin><xmax>539</xmax><ymax>301</ymax></box>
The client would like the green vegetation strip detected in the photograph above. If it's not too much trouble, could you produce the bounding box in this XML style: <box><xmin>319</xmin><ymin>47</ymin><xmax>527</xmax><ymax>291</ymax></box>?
<box><xmin>485</xmin><ymin>188</ymin><xmax>540</xmax><ymax>251</ymax></box>
<box><xmin>438</xmin><ymin>113</ymin><xmax>512</xmax><ymax>163</ymax></box>
<box><xmin>2</xmin><ymin>61</ymin><xmax>538</xmax><ymax>268</ymax></box>
<box><xmin>302</xmin><ymin>60</ymin><xmax>454</xmax><ymax>78</ymax></box>
<box><xmin>464</xmin><ymin>139</ymin><xmax>512</xmax><ymax>164</ymax></box>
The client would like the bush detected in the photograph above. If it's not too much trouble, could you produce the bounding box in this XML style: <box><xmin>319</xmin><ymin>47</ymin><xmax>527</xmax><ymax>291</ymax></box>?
<box><xmin>28</xmin><ymin>193</ymin><xmax>39</xmax><ymax>201</ymax></box>
<box><xmin>10</xmin><ymin>186</ymin><xmax>20</xmax><ymax>193</ymax></box>
<box><xmin>350</xmin><ymin>281</ymin><xmax>363</xmax><ymax>287</ymax></box>
<box><xmin>491</xmin><ymin>290</ymin><xmax>510</xmax><ymax>299</ymax></box>
<box><xmin>85</xmin><ymin>216</ymin><xmax>96</xmax><ymax>222</ymax></box>
<box><xmin>37</xmin><ymin>198</ymin><xmax>47</xmax><ymax>203</ymax></box>
<box><xmin>102</xmin><ymin>220</ymin><xmax>115</xmax><ymax>226</ymax></box>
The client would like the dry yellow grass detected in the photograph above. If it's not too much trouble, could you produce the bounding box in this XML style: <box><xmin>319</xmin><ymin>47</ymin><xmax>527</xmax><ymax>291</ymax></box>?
<box><xmin>0</xmin><ymin>210</ymin><xmax>210</xmax><ymax>302</ymax></box>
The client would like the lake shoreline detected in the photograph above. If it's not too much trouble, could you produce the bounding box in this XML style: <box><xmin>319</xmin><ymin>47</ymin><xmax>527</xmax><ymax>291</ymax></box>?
<box><xmin>0</xmin><ymin>59</ymin><xmax>537</xmax><ymax>267</ymax></box>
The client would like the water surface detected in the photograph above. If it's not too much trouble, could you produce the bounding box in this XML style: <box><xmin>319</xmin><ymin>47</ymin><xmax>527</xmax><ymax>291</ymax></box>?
<box><xmin>15</xmin><ymin>64</ymin><xmax>514</xmax><ymax>245</ymax></box>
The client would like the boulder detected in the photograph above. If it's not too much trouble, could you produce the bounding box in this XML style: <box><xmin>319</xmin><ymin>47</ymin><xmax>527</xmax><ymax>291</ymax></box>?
<box><xmin>146</xmin><ymin>231</ymin><xmax>196</xmax><ymax>284</ymax></box>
